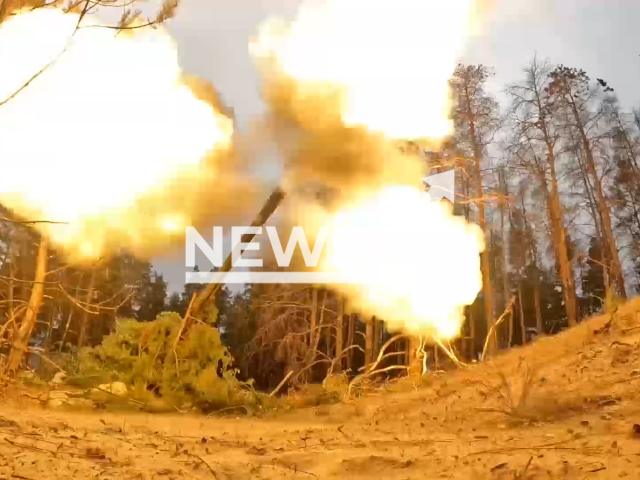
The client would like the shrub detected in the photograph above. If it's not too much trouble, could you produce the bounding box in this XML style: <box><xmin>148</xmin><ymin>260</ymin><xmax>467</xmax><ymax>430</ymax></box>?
<box><xmin>75</xmin><ymin>312</ymin><xmax>258</xmax><ymax>412</ymax></box>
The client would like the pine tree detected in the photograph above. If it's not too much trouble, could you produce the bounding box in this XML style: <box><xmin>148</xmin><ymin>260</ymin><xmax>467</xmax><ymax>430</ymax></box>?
<box><xmin>135</xmin><ymin>268</ymin><xmax>168</xmax><ymax>321</ymax></box>
<box><xmin>506</xmin><ymin>57</ymin><xmax>578</xmax><ymax>326</ymax></box>
<box><xmin>449</xmin><ymin>64</ymin><xmax>500</xmax><ymax>354</ymax></box>
<box><xmin>547</xmin><ymin>66</ymin><xmax>626</xmax><ymax>298</ymax></box>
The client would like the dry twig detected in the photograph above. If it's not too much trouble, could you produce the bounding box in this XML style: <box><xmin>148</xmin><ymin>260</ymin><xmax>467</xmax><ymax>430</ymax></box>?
<box><xmin>269</xmin><ymin>370</ymin><xmax>294</xmax><ymax>397</ymax></box>
<box><xmin>482</xmin><ymin>298</ymin><xmax>516</xmax><ymax>361</ymax></box>
<box><xmin>348</xmin><ymin>334</ymin><xmax>409</xmax><ymax>395</ymax></box>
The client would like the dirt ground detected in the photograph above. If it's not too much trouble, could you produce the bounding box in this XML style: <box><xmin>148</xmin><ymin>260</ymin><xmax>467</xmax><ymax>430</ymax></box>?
<box><xmin>2</xmin><ymin>301</ymin><xmax>640</xmax><ymax>479</ymax></box>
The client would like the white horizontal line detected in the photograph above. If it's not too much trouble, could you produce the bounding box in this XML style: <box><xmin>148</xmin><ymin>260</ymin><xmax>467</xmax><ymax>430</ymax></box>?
<box><xmin>185</xmin><ymin>272</ymin><xmax>370</xmax><ymax>284</ymax></box>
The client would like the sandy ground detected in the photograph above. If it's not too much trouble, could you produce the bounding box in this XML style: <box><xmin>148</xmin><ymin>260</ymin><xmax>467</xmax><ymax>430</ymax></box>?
<box><xmin>2</xmin><ymin>300</ymin><xmax>640</xmax><ymax>479</ymax></box>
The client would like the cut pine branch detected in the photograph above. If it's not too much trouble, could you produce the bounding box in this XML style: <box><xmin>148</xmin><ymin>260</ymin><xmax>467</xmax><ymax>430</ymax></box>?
<box><xmin>481</xmin><ymin>298</ymin><xmax>515</xmax><ymax>361</ymax></box>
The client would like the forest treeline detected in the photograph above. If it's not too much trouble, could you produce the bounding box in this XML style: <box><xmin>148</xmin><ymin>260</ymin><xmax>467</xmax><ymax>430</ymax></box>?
<box><xmin>1</xmin><ymin>57</ymin><xmax>639</xmax><ymax>389</ymax></box>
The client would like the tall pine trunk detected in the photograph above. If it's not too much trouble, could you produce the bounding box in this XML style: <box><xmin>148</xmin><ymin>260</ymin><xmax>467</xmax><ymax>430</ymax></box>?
<box><xmin>335</xmin><ymin>297</ymin><xmax>344</xmax><ymax>373</ymax></box>
<box><xmin>346</xmin><ymin>313</ymin><xmax>355</xmax><ymax>372</ymax></box>
<box><xmin>572</xmin><ymin>109</ymin><xmax>626</xmax><ymax>298</ymax></box>
<box><xmin>499</xmin><ymin>170</ymin><xmax>511</xmax><ymax>346</ymax></box>
<box><xmin>309</xmin><ymin>288</ymin><xmax>318</xmax><ymax>352</ymax></box>
<box><xmin>540</xmin><ymin>163</ymin><xmax>578</xmax><ymax>327</ymax></box>
<box><xmin>365</xmin><ymin>316</ymin><xmax>374</xmax><ymax>373</ymax></box>
<box><xmin>469</xmin><ymin>118</ymin><xmax>495</xmax><ymax>354</ymax></box>
<box><xmin>519</xmin><ymin>64</ymin><xmax>578</xmax><ymax>327</ymax></box>
<box><xmin>78</xmin><ymin>268</ymin><xmax>97</xmax><ymax>348</ymax></box>
<box><xmin>532</xmin><ymin>86</ymin><xmax>578</xmax><ymax>326</ymax></box>
<box><xmin>7</xmin><ymin>237</ymin><xmax>49</xmax><ymax>374</ymax></box>
<box><xmin>533</xmin><ymin>270</ymin><xmax>543</xmax><ymax>335</ymax></box>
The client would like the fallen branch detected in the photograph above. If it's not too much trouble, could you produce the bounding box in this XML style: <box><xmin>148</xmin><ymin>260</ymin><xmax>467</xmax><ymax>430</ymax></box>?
<box><xmin>356</xmin><ymin>351</ymin><xmax>406</xmax><ymax>372</ymax></box>
<box><xmin>206</xmin><ymin>405</ymin><xmax>250</xmax><ymax>417</ymax></box>
<box><xmin>288</xmin><ymin>359</ymin><xmax>332</xmax><ymax>386</ymax></box>
<box><xmin>434</xmin><ymin>338</ymin><xmax>467</xmax><ymax>368</ymax></box>
<box><xmin>348</xmin><ymin>334</ymin><xmax>408</xmax><ymax>395</ymax></box>
<box><xmin>173</xmin><ymin>292</ymin><xmax>197</xmax><ymax>376</ymax></box>
<box><xmin>190</xmin><ymin>453</ymin><xmax>219</xmax><ymax>479</ymax></box>
<box><xmin>269</xmin><ymin>370</ymin><xmax>293</xmax><ymax>397</ymax></box>
<box><xmin>368</xmin><ymin>334</ymin><xmax>408</xmax><ymax>374</ymax></box>
<box><xmin>367</xmin><ymin>365</ymin><xmax>410</xmax><ymax>378</ymax></box>
<box><xmin>58</xmin><ymin>283</ymin><xmax>133</xmax><ymax>315</ymax></box>
<box><xmin>0</xmin><ymin>306</ymin><xmax>26</xmax><ymax>341</ymax></box>
<box><xmin>3</xmin><ymin>437</ymin><xmax>111</xmax><ymax>460</ymax></box>
<box><xmin>4</xmin><ymin>437</ymin><xmax>57</xmax><ymax>455</ymax></box>
<box><xmin>324</xmin><ymin>344</ymin><xmax>364</xmax><ymax>380</ymax></box>
<box><xmin>0</xmin><ymin>217</ymin><xmax>68</xmax><ymax>225</ymax></box>
<box><xmin>515</xmin><ymin>457</ymin><xmax>534</xmax><ymax>480</ymax></box>
<box><xmin>91</xmin><ymin>384</ymin><xmax>146</xmax><ymax>407</ymax></box>
<box><xmin>269</xmin><ymin>461</ymin><xmax>318</xmax><ymax>478</ymax></box>
<box><xmin>155</xmin><ymin>445</ymin><xmax>219</xmax><ymax>478</ymax></box>
<box><xmin>481</xmin><ymin>298</ymin><xmax>515</xmax><ymax>361</ymax></box>
<box><xmin>469</xmin><ymin>442</ymin><xmax>602</xmax><ymax>457</ymax></box>
<box><xmin>26</xmin><ymin>347</ymin><xmax>66</xmax><ymax>373</ymax></box>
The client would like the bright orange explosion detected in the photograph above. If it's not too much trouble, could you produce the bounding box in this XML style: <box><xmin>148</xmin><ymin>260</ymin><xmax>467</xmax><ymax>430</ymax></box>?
<box><xmin>252</xmin><ymin>0</ymin><xmax>485</xmax><ymax>339</ymax></box>
<box><xmin>0</xmin><ymin>8</ymin><xmax>233</xmax><ymax>261</ymax></box>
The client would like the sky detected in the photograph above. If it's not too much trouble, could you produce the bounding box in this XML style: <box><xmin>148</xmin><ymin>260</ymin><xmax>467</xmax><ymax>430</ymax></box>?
<box><xmin>154</xmin><ymin>0</ymin><xmax>640</xmax><ymax>293</ymax></box>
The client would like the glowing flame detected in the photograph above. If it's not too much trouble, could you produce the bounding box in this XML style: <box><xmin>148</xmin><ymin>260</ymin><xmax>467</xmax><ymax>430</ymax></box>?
<box><xmin>304</xmin><ymin>186</ymin><xmax>483</xmax><ymax>339</ymax></box>
<box><xmin>253</xmin><ymin>0</ymin><xmax>485</xmax><ymax>338</ymax></box>
<box><xmin>0</xmin><ymin>9</ymin><xmax>233</xmax><ymax>261</ymax></box>
<box><xmin>252</xmin><ymin>0</ymin><xmax>478</xmax><ymax>140</ymax></box>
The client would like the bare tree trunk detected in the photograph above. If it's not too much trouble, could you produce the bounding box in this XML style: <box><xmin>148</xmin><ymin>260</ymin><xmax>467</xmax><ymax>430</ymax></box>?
<box><xmin>372</xmin><ymin>317</ymin><xmax>380</xmax><ymax>359</ymax></box>
<box><xmin>583</xmin><ymin>142</ymin><xmax>626</xmax><ymax>298</ymax></box>
<box><xmin>44</xmin><ymin>305</ymin><xmax>56</xmax><ymax>355</ymax></box>
<box><xmin>346</xmin><ymin>313</ymin><xmax>355</xmax><ymax>372</ymax></box>
<box><xmin>460</xmin><ymin>160</ymin><xmax>476</xmax><ymax>359</ymax></box>
<box><xmin>467</xmin><ymin>307</ymin><xmax>476</xmax><ymax>360</ymax></box>
<box><xmin>533</xmin><ymin>271</ymin><xmax>543</xmax><ymax>335</ymax></box>
<box><xmin>315</xmin><ymin>291</ymin><xmax>326</xmax><ymax>377</ymax></box>
<box><xmin>574</xmin><ymin>142</ymin><xmax>605</xmax><ymax>254</ymax></box>
<box><xmin>59</xmin><ymin>275</ymin><xmax>82</xmax><ymax>352</ymax></box>
<box><xmin>309</xmin><ymin>288</ymin><xmax>318</xmax><ymax>350</ymax></box>
<box><xmin>364</xmin><ymin>316</ymin><xmax>374</xmax><ymax>373</ymax></box>
<box><xmin>520</xmin><ymin>63</ymin><xmax>578</xmax><ymax>327</ymax></box>
<box><xmin>404</xmin><ymin>338</ymin><xmax>409</xmax><ymax>365</ymax></box>
<box><xmin>499</xmin><ymin>169</ymin><xmax>511</xmax><ymax>347</ymax></box>
<box><xmin>7</xmin><ymin>245</ymin><xmax>15</xmax><ymax>338</ymax></box>
<box><xmin>539</xmin><ymin>160</ymin><xmax>578</xmax><ymax>327</ymax></box>
<box><xmin>323</xmin><ymin>291</ymin><xmax>332</xmax><ymax>358</ymax></box>
<box><xmin>335</xmin><ymin>296</ymin><xmax>344</xmax><ymax>373</ymax></box>
<box><xmin>459</xmin><ymin>78</ymin><xmax>496</xmax><ymax>355</ymax></box>
<box><xmin>7</xmin><ymin>237</ymin><xmax>49</xmax><ymax>374</ymax></box>
<box><xmin>470</xmin><ymin>125</ymin><xmax>495</xmax><ymax>355</ymax></box>
<box><xmin>19</xmin><ymin>240</ymin><xmax>29</xmax><ymax>306</ymax></box>
<box><xmin>611</xmin><ymin>107</ymin><xmax>640</xmax><ymax>174</ymax></box>
<box><xmin>0</xmin><ymin>0</ymin><xmax>7</xmax><ymax>24</ymax></box>
<box><xmin>461</xmin><ymin>164</ymin><xmax>476</xmax><ymax>359</ymax></box>
<box><xmin>521</xmin><ymin>192</ymin><xmax>545</xmax><ymax>335</ymax></box>
<box><xmin>405</xmin><ymin>336</ymin><xmax>421</xmax><ymax>375</ymax></box>
<box><xmin>570</xmin><ymin>130</ymin><xmax>610</xmax><ymax>297</ymax></box>
<box><xmin>78</xmin><ymin>268</ymin><xmax>97</xmax><ymax>348</ymax></box>
<box><xmin>518</xmin><ymin>283</ymin><xmax>526</xmax><ymax>345</ymax></box>
<box><xmin>507</xmin><ymin>306</ymin><xmax>514</xmax><ymax>348</ymax></box>
<box><xmin>567</xmin><ymin>95</ymin><xmax>626</xmax><ymax>298</ymax></box>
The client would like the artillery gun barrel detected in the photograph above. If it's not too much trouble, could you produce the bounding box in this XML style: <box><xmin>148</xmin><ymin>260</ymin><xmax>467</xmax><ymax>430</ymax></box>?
<box><xmin>190</xmin><ymin>186</ymin><xmax>286</xmax><ymax>319</ymax></box>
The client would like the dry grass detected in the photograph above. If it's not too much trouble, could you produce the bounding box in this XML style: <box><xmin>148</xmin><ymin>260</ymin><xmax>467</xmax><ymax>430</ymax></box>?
<box><xmin>458</xmin><ymin>298</ymin><xmax>640</xmax><ymax>426</ymax></box>
<box><xmin>2</xmin><ymin>299</ymin><xmax>640</xmax><ymax>479</ymax></box>
<box><xmin>473</xmin><ymin>359</ymin><xmax>540</xmax><ymax>421</ymax></box>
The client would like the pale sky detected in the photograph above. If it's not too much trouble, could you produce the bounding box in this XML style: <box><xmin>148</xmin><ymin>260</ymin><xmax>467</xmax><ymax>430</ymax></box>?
<box><xmin>155</xmin><ymin>0</ymin><xmax>640</xmax><ymax>293</ymax></box>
